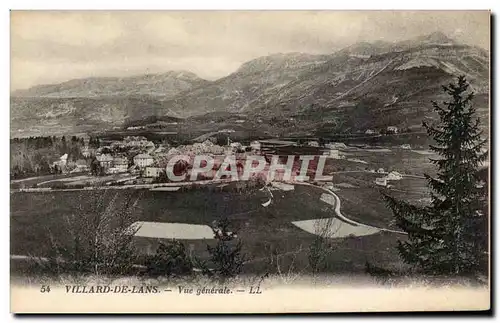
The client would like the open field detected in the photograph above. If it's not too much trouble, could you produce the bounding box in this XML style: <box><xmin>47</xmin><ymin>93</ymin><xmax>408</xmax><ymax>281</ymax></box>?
<box><xmin>11</xmin><ymin>179</ymin><xmax>412</xmax><ymax>276</ymax></box>
<box><xmin>325</xmin><ymin>148</ymin><xmax>438</xmax><ymax>177</ymax></box>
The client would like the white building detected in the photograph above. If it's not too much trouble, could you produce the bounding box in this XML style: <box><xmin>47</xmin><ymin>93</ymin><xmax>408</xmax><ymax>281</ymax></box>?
<box><xmin>82</xmin><ymin>147</ymin><xmax>95</xmax><ymax>158</ymax></box>
<box><xmin>327</xmin><ymin>149</ymin><xmax>340</xmax><ymax>159</ymax></box>
<box><xmin>134</xmin><ymin>153</ymin><xmax>154</xmax><ymax>168</ymax></box>
<box><xmin>96</xmin><ymin>154</ymin><xmax>113</xmax><ymax>170</ymax></box>
<box><xmin>377</xmin><ymin>168</ymin><xmax>385</xmax><ymax>174</ymax></box>
<box><xmin>230</xmin><ymin>142</ymin><xmax>243</xmax><ymax>152</ymax></box>
<box><xmin>387</xmin><ymin>126</ymin><xmax>399</xmax><ymax>134</ymax></box>
<box><xmin>325</xmin><ymin>142</ymin><xmax>347</xmax><ymax>149</ymax></box>
<box><xmin>59</xmin><ymin>153</ymin><xmax>68</xmax><ymax>166</ymax></box>
<box><xmin>307</xmin><ymin>141</ymin><xmax>320</xmax><ymax>147</ymax></box>
<box><xmin>365</xmin><ymin>129</ymin><xmax>376</xmax><ymax>135</ymax></box>
<box><xmin>386</xmin><ymin>171</ymin><xmax>403</xmax><ymax>181</ymax></box>
<box><xmin>250</xmin><ymin>141</ymin><xmax>261</xmax><ymax>153</ymax></box>
<box><xmin>375</xmin><ymin>177</ymin><xmax>387</xmax><ymax>186</ymax></box>
<box><xmin>106</xmin><ymin>167</ymin><xmax>122</xmax><ymax>174</ymax></box>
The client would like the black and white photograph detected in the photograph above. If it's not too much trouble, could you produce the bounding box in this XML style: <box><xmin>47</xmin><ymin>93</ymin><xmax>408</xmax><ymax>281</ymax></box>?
<box><xmin>9</xmin><ymin>10</ymin><xmax>491</xmax><ymax>313</ymax></box>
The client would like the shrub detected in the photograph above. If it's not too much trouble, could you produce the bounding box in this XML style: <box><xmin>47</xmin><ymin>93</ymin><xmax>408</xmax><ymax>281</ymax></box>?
<box><xmin>145</xmin><ymin>240</ymin><xmax>193</xmax><ymax>277</ymax></box>
<box><xmin>41</xmin><ymin>190</ymin><xmax>142</xmax><ymax>276</ymax></box>
<box><xmin>308</xmin><ymin>217</ymin><xmax>337</xmax><ymax>274</ymax></box>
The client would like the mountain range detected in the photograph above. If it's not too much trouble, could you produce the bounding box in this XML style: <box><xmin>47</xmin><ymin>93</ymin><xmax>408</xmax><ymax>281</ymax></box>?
<box><xmin>11</xmin><ymin>32</ymin><xmax>489</xmax><ymax>138</ymax></box>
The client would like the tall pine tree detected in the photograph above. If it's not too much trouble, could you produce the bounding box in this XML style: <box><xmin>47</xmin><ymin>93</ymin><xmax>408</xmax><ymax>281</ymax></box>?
<box><xmin>384</xmin><ymin>76</ymin><xmax>488</xmax><ymax>275</ymax></box>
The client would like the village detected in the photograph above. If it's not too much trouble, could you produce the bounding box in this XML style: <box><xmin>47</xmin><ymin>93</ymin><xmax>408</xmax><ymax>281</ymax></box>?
<box><xmin>36</xmin><ymin>124</ymin><xmax>411</xmax><ymax>191</ymax></box>
<box><xmin>51</xmin><ymin>135</ymin><xmax>263</xmax><ymax>182</ymax></box>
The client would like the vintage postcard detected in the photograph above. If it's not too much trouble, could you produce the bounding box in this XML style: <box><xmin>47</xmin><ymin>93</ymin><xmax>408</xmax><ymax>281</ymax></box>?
<box><xmin>10</xmin><ymin>10</ymin><xmax>491</xmax><ymax>313</ymax></box>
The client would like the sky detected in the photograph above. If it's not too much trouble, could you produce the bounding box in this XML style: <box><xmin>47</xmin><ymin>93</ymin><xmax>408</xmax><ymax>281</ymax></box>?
<box><xmin>10</xmin><ymin>10</ymin><xmax>490</xmax><ymax>91</ymax></box>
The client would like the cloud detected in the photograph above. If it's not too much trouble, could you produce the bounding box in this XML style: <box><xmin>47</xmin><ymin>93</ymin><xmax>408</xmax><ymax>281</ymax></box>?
<box><xmin>10</xmin><ymin>11</ymin><xmax>490</xmax><ymax>90</ymax></box>
<box><xmin>11</xmin><ymin>11</ymin><xmax>123</xmax><ymax>47</ymax></box>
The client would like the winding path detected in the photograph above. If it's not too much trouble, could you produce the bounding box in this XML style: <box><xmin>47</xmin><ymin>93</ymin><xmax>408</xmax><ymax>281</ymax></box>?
<box><xmin>292</xmin><ymin>181</ymin><xmax>406</xmax><ymax>235</ymax></box>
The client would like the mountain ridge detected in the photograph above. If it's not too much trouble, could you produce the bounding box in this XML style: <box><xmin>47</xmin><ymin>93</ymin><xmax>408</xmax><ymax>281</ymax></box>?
<box><xmin>10</xmin><ymin>32</ymin><xmax>489</xmax><ymax>137</ymax></box>
<box><xmin>11</xmin><ymin>70</ymin><xmax>209</xmax><ymax>98</ymax></box>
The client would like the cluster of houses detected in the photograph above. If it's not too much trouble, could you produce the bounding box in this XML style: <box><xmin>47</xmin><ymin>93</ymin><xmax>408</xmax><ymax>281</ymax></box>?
<box><xmin>51</xmin><ymin>153</ymin><xmax>90</xmax><ymax>174</ymax></box>
<box><xmin>91</xmin><ymin>136</ymin><xmax>169</xmax><ymax>176</ymax></box>
<box><xmin>86</xmin><ymin>136</ymin><xmax>264</xmax><ymax>179</ymax></box>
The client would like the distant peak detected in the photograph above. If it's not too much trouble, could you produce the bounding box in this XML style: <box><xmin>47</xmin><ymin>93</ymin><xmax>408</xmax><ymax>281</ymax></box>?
<box><xmin>165</xmin><ymin>70</ymin><xmax>199</xmax><ymax>78</ymax></box>
<box><xmin>416</xmin><ymin>31</ymin><xmax>455</xmax><ymax>44</ymax></box>
<box><xmin>236</xmin><ymin>52</ymin><xmax>324</xmax><ymax>73</ymax></box>
<box><xmin>137</xmin><ymin>70</ymin><xmax>203</xmax><ymax>81</ymax></box>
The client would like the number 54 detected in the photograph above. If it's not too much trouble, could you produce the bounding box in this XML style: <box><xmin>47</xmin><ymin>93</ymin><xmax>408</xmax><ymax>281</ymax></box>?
<box><xmin>40</xmin><ymin>285</ymin><xmax>51</xmax><ymax>293</ymax></box>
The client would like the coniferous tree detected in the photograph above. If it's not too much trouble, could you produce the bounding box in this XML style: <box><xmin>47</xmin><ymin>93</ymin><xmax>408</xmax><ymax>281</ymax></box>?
<box><xmin>384</xmin><ymin>76</ymin><xmax>488</xmax><ymax>275</ymax></box>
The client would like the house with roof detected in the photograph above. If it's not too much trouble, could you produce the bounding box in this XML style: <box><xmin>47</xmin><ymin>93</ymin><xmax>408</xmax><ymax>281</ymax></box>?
<box><xmin>326</xmin><ymin>149</ymin><xmax>341</xmax><ymax>159</ymax></box>
<box><xmin>386</xmin><ymin>171</ymin><xmax>403</xmax><ymax>181</ymax></box>
<box><xmin>386</xmin><ymin>126</ymin><xmax>399</xmax><ymax>134</ymax></box>
<box><xmin>250</xmin><ymin>141</ymin><xmax>261</xmax><ymax>154</ymax></box>
<box><xmin>375</xmin><ymin>177</ymin><xmax>387</xmax><ymax>186</ymax></box>
<box><xmin>96</xmin><ymin>154</ymin><xmax>113</xmax><ymax>171</ymax></box>
<box><xmin>230</xmin><ymin>142</ymin><xmax>243</xmax><ymax>150</ymax></box>
<box><xmin>59</xmin><ymin>153</ymin><xmax>68</xmax><ymax>166</ymax></box>
<box><xmin>218</xmin><ymin>129</ymin><xmax>235</xmax><ymax>133</ymax></box>
<box><xmin>325</xmin><ymin>142</ymin><xmax>347</xmax><ymax>149</ymax></box>
<box><xmin>145</xmin><ymin>166</ymin><xmax>164</xmax><ymax>178</ymax></box>
<box><xmin>82</xmin><ymin>146</ymin><xmax>95</xmax><ymax>158</ymax></box>
<box><xmin>134</xmin><ymin>153</ymin><xmax>154</xmax><ymax>168</ymax></box>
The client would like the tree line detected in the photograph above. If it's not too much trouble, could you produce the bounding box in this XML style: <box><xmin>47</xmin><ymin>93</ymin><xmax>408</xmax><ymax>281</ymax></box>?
<box><xmin>10</xmin><ymin>135</ymin><xmax>90</xmax><ymax>179</ymax></box>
